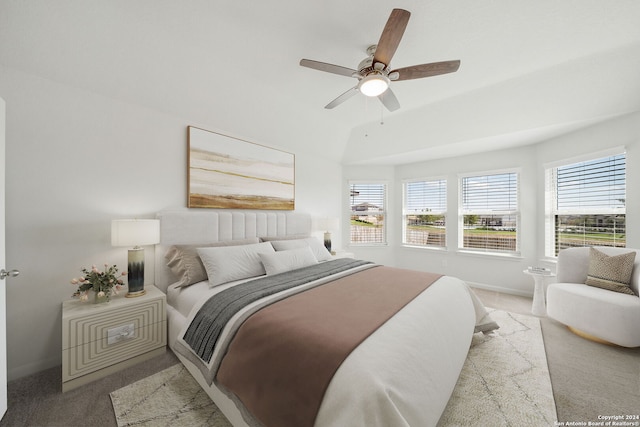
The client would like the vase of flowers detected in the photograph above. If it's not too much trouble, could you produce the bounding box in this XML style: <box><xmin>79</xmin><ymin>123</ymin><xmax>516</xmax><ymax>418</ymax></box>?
<box><xmin>71</xmin><ymin>264</ymin><xmax>126</xmax><ymax>304</ymax></box>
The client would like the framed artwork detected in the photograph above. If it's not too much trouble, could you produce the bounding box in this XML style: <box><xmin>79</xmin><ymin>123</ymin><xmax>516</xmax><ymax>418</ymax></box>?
<box><xmin>187</xmin><ymin>126</ymin><xmax>295</xmax><ymax>210</ymax></box>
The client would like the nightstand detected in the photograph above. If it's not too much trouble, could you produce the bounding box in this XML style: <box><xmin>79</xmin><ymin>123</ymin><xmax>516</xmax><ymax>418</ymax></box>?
<box><xmin>62</xmin><ymin>285</ymin><xmax>167</xmax><ymax>392</ymax></box>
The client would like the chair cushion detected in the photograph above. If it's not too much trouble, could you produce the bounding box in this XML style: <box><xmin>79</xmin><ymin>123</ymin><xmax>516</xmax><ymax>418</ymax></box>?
<box><xmin>585</xmin><ymin>247</ymin><xmax>636</xmax><ymax>295</ymax></box>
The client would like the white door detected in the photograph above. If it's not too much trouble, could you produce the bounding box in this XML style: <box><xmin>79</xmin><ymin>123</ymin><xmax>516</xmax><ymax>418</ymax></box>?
<box><xmin>0</xmin><ymin>96</ymin><xmax>10</xmax><ymax>418</ymax></box>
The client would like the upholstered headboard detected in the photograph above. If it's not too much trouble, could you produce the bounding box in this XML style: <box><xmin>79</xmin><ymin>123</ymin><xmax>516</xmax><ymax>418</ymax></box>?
<box><xmin>153</xmin><ymin>209</ymin><xmax>312</xmax><ymax>292</ymax></box>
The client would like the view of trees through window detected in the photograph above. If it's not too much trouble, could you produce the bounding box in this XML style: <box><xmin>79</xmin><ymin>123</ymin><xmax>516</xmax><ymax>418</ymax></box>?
<box><xmin>350</xmin><ymin>183</ymin><xmax>386</xmax><ymax>244</ymax></box>
<box><xmin>461</xmin><ymin>172</ymin><xmax>519</xmax><ymax>253</ymax></box>
<box><xmin>403</xmin><ymin>179</ymin><xmax>446</xmax><ymax>247</ymax></box>
<box><xmin>554</xmin><ymin>215</ymin><xmax>625</xmax><ymax>253</ymax></box>
<box><xmin>349</xmin><ymin>152</ymin><xmax>626</xmax><ymax>255</ymax></box>
<box><xmin>548</xmin><ymin>153</ymin><xmax>626</xmax><ymax>255</ymax></box>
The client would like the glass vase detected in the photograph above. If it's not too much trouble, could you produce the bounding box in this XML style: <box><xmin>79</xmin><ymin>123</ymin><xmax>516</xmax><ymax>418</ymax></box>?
<box><xmin>93</xmin><ymin>291</ymin><xmax>110</xmax><ymax>304</ymax></box>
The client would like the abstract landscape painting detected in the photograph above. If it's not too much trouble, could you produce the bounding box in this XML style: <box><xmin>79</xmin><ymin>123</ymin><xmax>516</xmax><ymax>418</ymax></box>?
<box><xmin>188</xmin><ymin>126</ymin><xmax>295</xmax><ymax>210</ymax></box>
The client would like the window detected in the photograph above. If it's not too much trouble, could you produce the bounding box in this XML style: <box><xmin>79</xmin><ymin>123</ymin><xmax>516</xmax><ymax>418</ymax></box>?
<box><xmin>546</xmin><ymin>152</ymin><xmax>626</xmax><ymax>256</ymax></box>
<box><xmin>403</xmin><ymin>179</ymin><xmax>446</xmax><ymax>247</ymax></box>
<box><xmin>349</xmin><ymin>182</ymin><xmax>386</xmax><ymax>245</ymax></box>
<box><xmin>460</xmin><ymin>172</ymin><xmax>519</xmax><ymax>253</ymax></box>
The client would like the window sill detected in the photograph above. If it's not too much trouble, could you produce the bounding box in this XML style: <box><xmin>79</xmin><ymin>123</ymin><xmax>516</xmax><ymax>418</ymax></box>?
<box><xmin>455</xmin><ymin>249</ymin><xmax>523</xmax><ymax>260</ymax></box>
<box><xmin>401</xmin><ymin>244</ymin><xmax>447</xmax><ymax>252</ymax></box>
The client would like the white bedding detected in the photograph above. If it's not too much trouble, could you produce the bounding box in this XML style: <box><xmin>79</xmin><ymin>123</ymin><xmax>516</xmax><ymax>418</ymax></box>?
<box><xmin>155</xmin><ymin>210</ymin><xmax>496</xmax><ymax>426</ymax></box>
<box><xmin>166</xmin><ymin>272</ymin><xmax>489</xmax><ymax>427</ymax></box>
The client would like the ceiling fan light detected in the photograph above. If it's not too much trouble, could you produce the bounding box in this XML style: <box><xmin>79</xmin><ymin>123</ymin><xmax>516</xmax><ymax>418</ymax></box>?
<box><xmin>359</xmin><ymin>74</ymin><xmax>390</xmax><ymax>97</ymax></box>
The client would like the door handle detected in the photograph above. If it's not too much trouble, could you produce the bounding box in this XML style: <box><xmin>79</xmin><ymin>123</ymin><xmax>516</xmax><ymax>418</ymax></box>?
<box><xmin>0</xmin><ymin>269</ymin><xmax>19</xmax><ymax>280</ymax></box>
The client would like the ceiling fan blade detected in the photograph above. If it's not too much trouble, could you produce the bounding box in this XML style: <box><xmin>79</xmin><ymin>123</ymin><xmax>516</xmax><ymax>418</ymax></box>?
<box><xmin>373</xmin><ymin>9</ymin><xmax>410</xmax><ymax>67</ymax></box>
<box><xmin>325</xmin><ymin>86</ymin><xmax>359</xmax><ymax>109</ymax></box>
<box><xmin>391</xmin><ymin>60</ymin><xmax>461</xmax><ymax>81</ymax></box>
<box><xmin>300</xmin><ymin>59</ymin><xmax>357</xmax><ymax>77</ymax></box>
<box><xmin>378</xmin><ymin>88</ymin><xmax>400</xmax><ymax>112</ymax></box>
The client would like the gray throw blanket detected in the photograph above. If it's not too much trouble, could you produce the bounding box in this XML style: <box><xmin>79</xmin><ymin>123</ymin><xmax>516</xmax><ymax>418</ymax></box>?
<box><xmin>183</xmin><ymin>258</ymin><xmax>372</xmax><ymax>363</ymax></box>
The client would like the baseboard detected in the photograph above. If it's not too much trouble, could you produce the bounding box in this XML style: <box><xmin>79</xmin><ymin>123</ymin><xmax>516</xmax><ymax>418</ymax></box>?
<box><xmin>467</xmin><ymin>281</ymin><xmax>534</xmax><ymax>298</ymax></box>
<box><xmin>8</xmin><ymin>355</ymin><xmax>61</xmax><ymax>382</ymax></box>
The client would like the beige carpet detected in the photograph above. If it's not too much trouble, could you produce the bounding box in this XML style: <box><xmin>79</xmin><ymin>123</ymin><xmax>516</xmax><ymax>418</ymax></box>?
<box><xmin>112</xmin><ymin>309</ymin><xmax>556</xmax><ymax>426</ymax></box>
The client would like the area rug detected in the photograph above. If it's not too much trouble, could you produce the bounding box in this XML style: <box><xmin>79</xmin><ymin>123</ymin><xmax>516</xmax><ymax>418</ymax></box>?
<box><xmin>110</xmin><ymin>363</ymin><xmax>232</xmax><ymax>427</ymax></box>
<box><xmin>438</xmin><ymin>309</ymin><xmax>557</xmax><ymax>426</ymax></box>
<box><xmin>111</xmin><ymin>309</ymin><xmax>556</xmax><ymax>427</ymax></box>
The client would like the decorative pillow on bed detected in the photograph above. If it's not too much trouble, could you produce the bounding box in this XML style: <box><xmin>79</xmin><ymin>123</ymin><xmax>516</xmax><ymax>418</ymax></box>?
<box><xmin>269</xmin><ymin>237</ymin><xmax>333</xmax><ymax>262</ymax></box>
<box><xmin>165</xmin><ymin>238</ymin><xmax>260</xmax><ymax>288</ymax></box>
<box><xmin>197</xmin><ymin>241</ymin><xmax>275</xmax><ymax>287</ymax></box>
<box><xmin>585</xmin><ymin>247</ymin><xmax>636</xmax><ymax>295</ymax></box>
<box><xmin>259</xmin><ymin>246</ymin><xmax>318</xmax><ymax>275</ymax></box>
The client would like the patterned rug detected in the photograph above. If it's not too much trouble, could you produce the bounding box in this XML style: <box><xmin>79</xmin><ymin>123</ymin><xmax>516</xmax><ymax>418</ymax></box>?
<box><xmin>110</xmin><ymin>363</ymin><xmax>231</xmax><ymax>427</ymax></box>
<box><xmin>111</xmin><ymin>309</ymin><xmax>556</xmax><ymax>426</ymax></box>
<box><xmin>438</xmin><ymin>309</ymin><xmax>557</xmax><ymax>426</ymax></box>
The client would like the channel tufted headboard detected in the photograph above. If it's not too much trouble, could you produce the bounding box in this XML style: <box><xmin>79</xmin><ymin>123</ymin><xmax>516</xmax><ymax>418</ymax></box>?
<box><xmin>153</xmin><ymin>209</ymin><xmax>312</xmax><ymax>292</ymax></box>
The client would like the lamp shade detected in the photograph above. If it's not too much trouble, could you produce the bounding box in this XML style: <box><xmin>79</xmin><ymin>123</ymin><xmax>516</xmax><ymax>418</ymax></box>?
<box><xmin>315</xmin><ymin>217</ymin><xmax>340</xmax><ymax>232</ymax></box>
<box><xmin>111</xmin><ymin>219</ymin><xmax>160</xmax><ymax>247</ymax></box>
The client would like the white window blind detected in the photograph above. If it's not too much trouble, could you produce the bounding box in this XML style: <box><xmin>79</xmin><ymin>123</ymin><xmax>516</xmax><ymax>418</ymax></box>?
<box><xmin>546</xmin><ymin>153</ymin><xmax>626</xmax><ymax>256</ymax></box>
<box><xmin>403</xmin><ymin>179</ymin><xmax>446</xmax><ymax>247</ymax></box>
<box><xmin>462</xmin><ymin>173</ymin><xmax>518</xmax><ymax>212</ymax></box>
<box><xmin>555</xmin><ymin>154</ymin><xmax>626</xmax><ymax>213</ymax></box>
<box><xmin>349</xmin><ymin>183</ymin><xmax>386</xmax><ymax>245</ymax></box>
<box><xmin>460</xmin><ymin>172</ymin><xmax>519</xmax><ymax>253</ymax></box>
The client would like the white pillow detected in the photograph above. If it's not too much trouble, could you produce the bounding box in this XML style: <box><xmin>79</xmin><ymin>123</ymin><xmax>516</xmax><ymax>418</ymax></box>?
<box><xmin>270</xmin><ymin>237</ymin><xmax>332</xmax><ymax>261</ymax></box>
<box><xmin>165</xmin><ymin>238</ymin><xmax>260</xmax><ymax>288</ymax></box>
<box><xmin>197</xmin><ymin>242</ymin><xmax>275</xmax><ymax>287</ymax></box>
<box><xmin>259</xmin><ymin>246</ymin><xmax>318</xmax><ymax>275</ymax></box>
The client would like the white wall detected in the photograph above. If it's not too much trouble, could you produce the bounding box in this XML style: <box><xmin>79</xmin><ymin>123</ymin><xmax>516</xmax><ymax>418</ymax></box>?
<box><xmin>0</xmin><ymin>66</ymin><xmax>343</xmax><ymax>380</ymax></box>
<box><xmin>344</xmin><ymin>112</ymin><xmax>640</xmax><ymax>296</ymax></box>
<box><xmin>2</xmin><ymin>60</ymin><xmax>638</xmax><ymax>381</ymax></box>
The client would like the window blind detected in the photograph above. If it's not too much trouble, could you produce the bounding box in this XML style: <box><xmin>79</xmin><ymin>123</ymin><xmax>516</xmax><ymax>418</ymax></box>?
<box><xmin>350</xmin><ymin>183</ymin><xmax>385</xmax><ymax>213</ymax></box>
<box><xmin>546</xmin><ymin>152</ymin><xmax>626</xmax><ymax>256</ymax></box>
<box><xmin>404</xmin><ymin>179</ymin><xmax>446</xmax><ymax>214</ymax></box>
<box><xmin>403</xmin><ymin>179</ymin><xmax>447</xmax><ymax>247</ymax></box>
<box><xmin>555</xmin><ymin>154</ymin><xmax>626</xmax><ymax>213</ymax></box>
<box><xmin>349</xmin><ymin>183</ymin><xmax>386</xmax><ymax>245</ymax></box>
<box><xmin>462</xmin><ymin>173</ymin><xmax>518</xmax><ymax>213</ymax></box>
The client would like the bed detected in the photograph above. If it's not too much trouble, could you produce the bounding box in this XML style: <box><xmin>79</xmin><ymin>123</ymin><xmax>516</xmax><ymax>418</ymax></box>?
<box><xmin>154</xmin><ymin>209</ymin><xmax>497</xmax><ymax>427</ymax></box>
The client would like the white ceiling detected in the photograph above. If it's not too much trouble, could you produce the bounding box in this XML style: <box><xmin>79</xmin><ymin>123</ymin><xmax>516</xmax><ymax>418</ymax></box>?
<box><xmin>1</xmin><ymin>1</ymin><xmax>639</xmax><ymax>165</ymax></box>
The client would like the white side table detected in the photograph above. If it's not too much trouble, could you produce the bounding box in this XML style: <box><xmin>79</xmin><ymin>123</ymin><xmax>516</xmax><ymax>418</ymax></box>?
<box><xmin>523</xmin><ymin>270</ymin><xmax>555</xmax><ymax>317</ymax></box>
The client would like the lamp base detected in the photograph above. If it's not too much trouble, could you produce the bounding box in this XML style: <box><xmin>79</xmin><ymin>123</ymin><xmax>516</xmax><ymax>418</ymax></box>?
<box><xmin>127</xmin><ymin>247</ymin><xmax>146</xmax><ymax>298</ymax></box>
<box><xmin>126</xmin><ymin>289</ymin><xmax>147</xmax><ymax>298</ymax></box>
<box><xmin>323</xmin><ymin>231</ymin><xmax>332</xmax><ymax>253</ymax></box>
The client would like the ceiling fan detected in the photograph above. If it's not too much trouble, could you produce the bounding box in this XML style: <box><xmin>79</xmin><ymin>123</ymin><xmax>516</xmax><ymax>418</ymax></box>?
<box><xmin>299</xmin><ymin>8</ymin><xmax>460</xmax><ymax>112</ymax></box>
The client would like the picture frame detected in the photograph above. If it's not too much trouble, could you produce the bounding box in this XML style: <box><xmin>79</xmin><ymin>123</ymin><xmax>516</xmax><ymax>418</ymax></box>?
<box><xmin>187</xmin><ymin>126</ymin><xmax>295</xmax><ymax>210</ymax></box>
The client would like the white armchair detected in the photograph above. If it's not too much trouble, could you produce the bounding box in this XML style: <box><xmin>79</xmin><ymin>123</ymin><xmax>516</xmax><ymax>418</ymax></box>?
<box><xmin>546</xmin><ymin>246</ymin><xmax>640</xmax><ymax>347</ymax></box>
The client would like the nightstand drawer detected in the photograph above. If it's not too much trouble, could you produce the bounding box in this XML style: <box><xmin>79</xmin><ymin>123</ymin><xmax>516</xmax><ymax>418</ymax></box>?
<box><xmin>63</xmin><ymin>320</ymin><xmax>166</xmax><ymax>380</ymax></box>
<box><xmin>63</xmin><ymin>297</ymin><xmax>164</xmax><ymax>349</ymax></box>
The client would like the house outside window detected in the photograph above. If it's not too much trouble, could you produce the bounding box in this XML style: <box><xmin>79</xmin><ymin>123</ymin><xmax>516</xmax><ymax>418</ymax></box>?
<box><xmin>545</xmin><ymin>151</ymin><xmax>626</xmax><ymax>257</ymax></box>
<box><xmin>459</xmin><ymin>171</ymin><xmax>519</xmax><ymax>254</ymax></box>
<box><xmin>403</xmin><ymin>178</ymin><xmax>446</xmax><ymax>247</ymax></box>
<box><xmin>349</xmin><ymin>182</ymin><xmax>386</xmax><ymax>245</ymax></box>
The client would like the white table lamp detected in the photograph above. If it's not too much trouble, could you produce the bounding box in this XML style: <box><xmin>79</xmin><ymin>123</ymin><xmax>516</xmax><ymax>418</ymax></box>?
<box><xmin>111</xmin><ymin>219</ymin><xmax>160</xmax><ymax>297</ymax></box>
<box><xmin>315</xmin><ymin>217</ymin><xmax>340</xmax><ymax>253</ymax></box>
